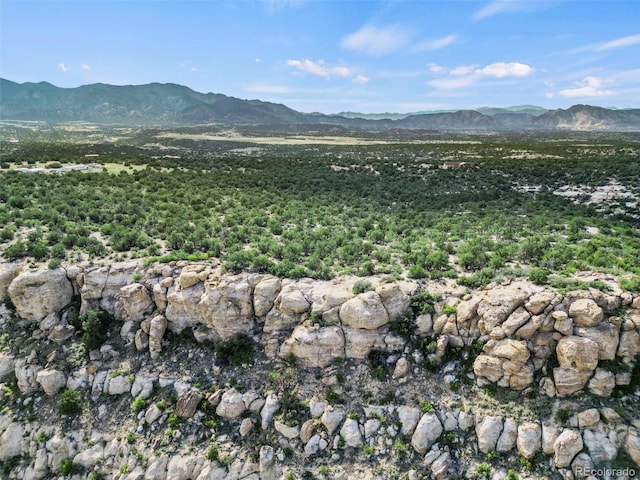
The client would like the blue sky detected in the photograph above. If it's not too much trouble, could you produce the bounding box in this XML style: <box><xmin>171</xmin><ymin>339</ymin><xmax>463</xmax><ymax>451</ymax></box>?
<box><xmin>1</xmin><ymin>0</ymin><xmax>639</xmax><ymax>113</ymax></box>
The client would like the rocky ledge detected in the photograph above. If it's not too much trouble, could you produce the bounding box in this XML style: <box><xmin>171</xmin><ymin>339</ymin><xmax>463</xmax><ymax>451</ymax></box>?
<box><xmin>0</xmin><ymin>260</ymin><xmax>638</xmax><ymax>480</ymax></box>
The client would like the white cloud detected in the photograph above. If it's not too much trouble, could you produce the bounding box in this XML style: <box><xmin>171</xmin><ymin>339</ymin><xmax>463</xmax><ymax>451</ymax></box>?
<box><xmin>475</xmin><ymin>62</ymin><xmax>534</xmax><ymax>77</ymax></box>
<box><xmin>81</xmin><ymin>64</ymin><xmax>91</xmax><ymax>71</ymax></box>
<box><xmin>450</xmin><ymin>65</ymin><xmax>476</xmax><ymax>76</ymax></box>
<box><xmin>428</xmin><ymin>63</ymin><xmax>446</xmax><ymax>74</ymax></box>
<box><xmin>352</xmin><ymin>74</ymin><xmax>369</xmax><ymax>85</ymax></box>
<box><xmin>472</xmin><ymin>0</ymin><xmax>555</xmax><ymax>21</ymax></box>
<box><xmin>341</xmin><ymin>24</ymin><xmax>411</xmax><ymax>56</ymax></box>
<box><xmin>191</xmin><ymin>67</ymin><xmax>201</xmax><ymax>72</ymax></box>
<box><xmin>414</xmin><ymin>34</ymin><xmax>458</xmax><ymax>51</ymax></box>
<box><xmin>556</xmin><ymin>76</ymin><xmax>614</xmax><ymax>97</ymax></box>
<box><xmin>595</xmin><ymin>33</ymin><xmax>640</xmax><ymax>51</ymax></box>
<box><xmin>427</xmin><ymin>61</ymin><xmax>535</xmax><ymax>90</ymax></box>
<box><xmin>57</xmin><ymin>63</ymin><xmax>68</xmax><ymax>73</ymax></box>
<box><xmin>287</xmin><ymin>59</ymin><xmax>352</xmax><ymax>78</ymax></box>
<box><xmin>255</xmin><ymin>58</ymin><xmax>262</xmax><ymax>63</ymax></box>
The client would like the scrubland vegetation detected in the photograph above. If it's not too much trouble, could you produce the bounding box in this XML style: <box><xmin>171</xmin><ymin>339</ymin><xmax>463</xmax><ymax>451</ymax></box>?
<box><xmin>0</xmin><ymin>127</ymin><xmax>639</xmax><ymax>289</ymax></box>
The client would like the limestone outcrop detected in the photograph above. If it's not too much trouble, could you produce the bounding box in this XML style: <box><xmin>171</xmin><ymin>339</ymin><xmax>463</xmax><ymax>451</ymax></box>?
<box><xmin>0</xmin><ymin>260</ymin><xmax>639</xmax><ymax>479</ymax></box>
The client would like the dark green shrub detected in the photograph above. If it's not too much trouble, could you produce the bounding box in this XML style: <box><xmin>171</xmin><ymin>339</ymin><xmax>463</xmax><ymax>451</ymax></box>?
<box><xmin>59</xmin><ymin>458</ymin><xmax>74</xmax><ymax>476</ymax></box>
<box><xmin>352</xmin><ymin>279</ymin><xmax>373</xmax><ymax>294</ymax></box>
<box><xmin>528</xmin><ymin>268</ymin><xmax>549</xmax><ymax>285</ymax></box>
<box><xmin>410</xmin><ymin>290</ymin><xmax>440</xmax><ymax>315</ymax></box>
<box><xmin>58</xmin><ymin>389</ymin><xmax>82</xmax><ymax>415</ymax></box>
<box><xmin>81</xmin><ymin>310</ymin><xmax>110</xmax><ymax>350</ymax></box>
<box><xmin>620</xmin><ymin>275</ymin><xmax>640</xmax><ymax>292</ymax></box>
<box><xmin>214</xmin><ymin>334</ymin><xmax>255</xmax><ymax>366</ymax></box>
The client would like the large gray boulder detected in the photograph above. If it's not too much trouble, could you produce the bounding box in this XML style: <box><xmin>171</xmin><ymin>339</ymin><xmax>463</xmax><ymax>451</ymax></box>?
<box><xmin>119</xmin><ymin>283</ymin><xmax>154</xmax><ymax>322</ymax></box>
<box><xmin>411</xmin><ymin>413</ymin><xmax>443</xmax><ymax>454</ymax></box>
<box><xmin>8</xmin><ymin>268</ymin><xmax>73</xmax><ymax>322</ymax></box>
<box><xmin>476</xmin><ymin>416</ymin><xmax>503</xmax><ymax>454</ymax></box>
<box><xmin>553</xmin><ymin>428</ymin><xmax>583</xmax><ymax>467</ymax></box>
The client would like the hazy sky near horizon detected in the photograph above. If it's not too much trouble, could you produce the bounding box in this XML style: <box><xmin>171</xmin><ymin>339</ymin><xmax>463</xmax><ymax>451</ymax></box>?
<box><xmin>1</xmin><ymin>0</ymin><xmax>639</xmax><ymax>113</ymax></box>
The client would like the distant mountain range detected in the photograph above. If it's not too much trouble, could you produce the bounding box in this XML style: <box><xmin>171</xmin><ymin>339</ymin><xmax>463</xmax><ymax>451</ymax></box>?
<box><xmin>1</xmin><ymin>78</ymin><xmax>639</xmax><ymax>132</ymax></box>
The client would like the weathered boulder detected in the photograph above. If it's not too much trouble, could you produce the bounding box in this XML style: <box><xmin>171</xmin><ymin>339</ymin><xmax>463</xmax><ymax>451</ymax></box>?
<box><xmin>0</xmin><ymin>422</ymin><xmax>25</xmax><ymax>461</ymax></box>
<box><xmin>376</xmin><ymin>283</ymin><xmax>410</xmax><ymax>321</ymax></box>
<box><xmin>260</xmin><ymin>394</ymin><xmax>280</xmax><ymax>430</ymax></box>
<box><xmin>253</xmin><ymin>276</ymin><xmax>281</xmax><ymax>317</ymax></box>
<box><xmin>0</xmin><ymin>263</ymin><xmax>21</xmax><ymax>300</ymax></box>
<box><xmin>553</xmin><ymin>368</ymin><xmax>593</xmax><ymax>396</ymax></box>
<box><xmin>200</xmin><ymin>275</ymin><xmax>254</xmax><ymax>341</ymax></box>
<box><xmin>14</xmin><ymin>359</ymin><xmax>42</xmax><ymax>394</ymax></box>
<box><xmin>556</xmin><ymin>336</ymin><xmax>599</xmax><ymax>371</ymax></box>
<box><xmin>119</xmin><ymin>283</ymin><xmax>154</xmax><ymax>322</ymax></box>
<box><xmin>165</xmin><ymin>283</ymin><xmax>204</xmax><ymax>333</ymax></box>
<box><xmin>176</xmin><ymin>389</ymin><xmax>203</xmax><ymax>418</ymax></box>
<box><xmin>0</xmin><ymin>353</ymin><xmax>15</xmax><ymax>379</ymax></box>
<box><xmin>574</xmin><ymin>322</ymin><xmax>619</xmax><ymax>361</ymax></box>
<box><xmin>8</xmin><ymin>269</ymin><xmax>73</xmax><ymax>322</ymax></box>
<box><xmin>496</xmin><ymin>418</ymin><xmax>517</xmax><ymax>452</ymax></box>
<box><xmin>477</xmin><ymin>282</ymin><xmax>538</xmax><ymax>333</ymax></box>
<box><xmin>583</xmin><ymin>429</ymin><xmax>618</xmax><ymax>463</ymax></box>
<box><xmin>484</xmin><ymin>339</ymin><xmax>530</xmax><ymax>364</ymax></box>
<box><xmin>339</xmin><ymin>291</ymin><xmax>389</xmax><ymax>330</ymax></box>
<box><xmin>321</xmin><ymin>406</ymin><xmax>345</xmax><ymax>435</ymax></box>
<box><xmin>35</xmin><ymin>368</ymin><xmax>67</xmax><ymax>395</ymax></box>
<box><xmin>587</xmin><ymin>368</ymin><xmax>615</xmax><ymax>397</ymax></box>
<box><xmin>80</xmin><ymin>261</ymin><xmax>138</xmax><ymax>316</ymax></box>
<box><xmin>624</xmin><ymin>428</ymin><xmax>640</xmax><ymax>466</ymax></box>
<box><xmin>430</xmin><ymin>451</ymin><xmax>452</xmax><ymax>480</ymax></box>
<box><xmin>500</xmin><ymin>307</ymin><xmax>531</xmax><ymax>336</ymax></box>
<box><xmin>473</xmin><ymin>355</ymin><xmax>504</xmax><ymax>383</ymax></box>
<box><xmin>340</xmin><ymin>418</ymin><xmax>363</xmax><ymax>448</ymax></box>
<box><xmin>553</xmin><ymin>428</ymin><xmax>583</xmax><ymax>467</ymax></box>
<box><xmin>216</xmin><ymin>389</ymin><xmax>246</xmax><ymax>418</ymax></box>
<box><xmin>274</xmin><ymin>283</ymin><xmax>310</xmax><ymax>316</ymax></box>
<box><xmin>73</xmin><ymin>443</ymin><xmax>105</xmax><ymax>469</ymax></box>
<box><xmin>106</xmin><ymin>375</ymin><xmax>132</xmax><ymax>395</ymax></box>
<box><xmin>280</xmin><ymin>326</ymin><xmax>345</xmax><ymax>368</ymax></box>
<box><xmin>569</xmin><ymin>298</ymin><xmax>603</xmax><ymax>327</ymax></box>
<box><xmin>411</xmin><ymin>413</ymin><xmax>443</xmax><ymax>454</ymax></box>
<box><xmin>517</xmin><ymin>422</ymin><xmax>541</xmax><ymax>459</ymax></box>
<box><xmin>475</xmin><ymin>416</ymin><xmax>503</xmax><ymax>454</ymax></box>
<box><xmin>343</xmin><ymin>327</ymin><xmax>387</xmax><ymax>359</ymax></box>
<box><xmin>149</xmin><ymin>314</ymin><xmax>167</xmax><ymax>360</ymax></box>
<box><xmin>525</xmin><ymin>291</ymin><xmax>555</xmax><ymax>315</ymax></box>
<box><xmin>618</xmin><ymin>330</ymin><xmax>640</xmax><ymax>359</ymax></box>
<box><xmin>274</xmin><ymin>420</ymin><xmax>300</xmax><ymax>440</ymax></box>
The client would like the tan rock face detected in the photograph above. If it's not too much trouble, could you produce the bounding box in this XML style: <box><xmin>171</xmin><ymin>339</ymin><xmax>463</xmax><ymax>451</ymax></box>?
<box><xmin>376</xmin><ymin>283</ymin><xmax>410</xmax><ymax>321</ymax></box>
<box><xmin>80</xmin><ymin>261</ymin><xmax>138</xmax><ymax>316</ymax></box>
<box><xmin>339</xmin><ymin>291</ymin><xmax>389</xmax><ymax>330</ymax></box>
<box><xmin>517</xmin><ymin>422</ymin><xmax>541</xmax><ymax>459</ymax></box>
<box><xmin>0</xmin><ymin>263</ymin><xmax>22</xmax><ymax>301</ymax></box>
<box><xmin>553</xmin><ymin>368</ymin><xmax>593</xmax><ymax>396</ymax></box>
<box><xmin>35</xmin><ymin>369</ymin><xmax>67</xmax><ymax>395</ymax></box>
<box><xmin>477</xmin><ymin>282</ymin><xmax>538</xmax><ymax>334</ymax></box>
<box><xmin>175</xmin><ymin>389</ymin><xmax>203</xmax><ymax>418</ymax></box>
<box><xmin>574</xmin><ymin>322</ymin><xmax>619</xmax><ymax>360</ymax></box>
<box><xmin>553</xmin><ymin>428</ymin><xmax>583</xmax><ymax>467</ymax></box>
<box><xmin>556</xmin><ymin>336</ymin><xmax>599</xmax><ymax>371</ymax></box>
<box><xmin>253</xmin><ymin>277</ymin><xmax>281</xmax><ymax>317</ymax></box>
<box><xmin>569</xmin><ymin>298</ymin><xmax>603</xmax><ymax>327</ymax></box>
<box><xmin>8</xmin><ymin>269</ymin><xmax>73</xmax><ymax>322</ymax></box>
<box><xmin>280</xmin><ymin>326</ymin><xmax>345</xmax><ymax>368</ymax></box>
<box><xmin>119</xmin><ymin>283</ymin><xmax>154</xmax><ymax>322</ymax></box>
